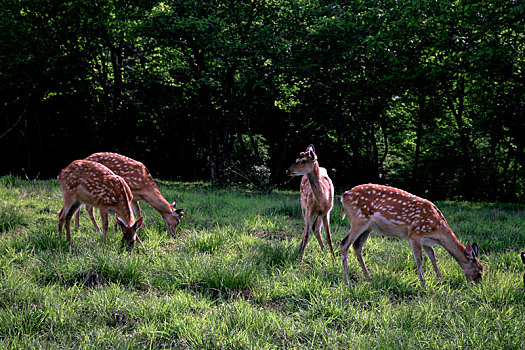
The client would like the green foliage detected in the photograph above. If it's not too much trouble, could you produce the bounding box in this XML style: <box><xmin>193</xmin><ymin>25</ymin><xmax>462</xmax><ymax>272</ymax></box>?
<box><xmin>1</xmin><ymin>0</ymin><xmax>524</xmax><ymax>198</ymax></box>
<box><xmin>0</xmin><ymin>204</ymin><xmax>27</xmax><ymax>233</ymax></box>
<box><xmin>1</xmin><ymin>179</ymin><xmax>525</xmax><ymax>348</ymax></box>
<box><xmin>228</xmin><ymin>134</ymin><xmax>272</xmax><ymax>190</ymax></box>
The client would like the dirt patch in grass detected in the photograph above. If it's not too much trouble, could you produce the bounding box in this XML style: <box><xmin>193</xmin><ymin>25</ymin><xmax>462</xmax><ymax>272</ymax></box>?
<box><xmin>230</xmin><ymin>288</ymin><xmax>254</xmax><ymax>301</ymax></box>
<box><xmin>82</xmin><ymin>268</ymin><xmax>101</xmax><ymax>287</ymax></box>
<box><xmin>106</xmin><ymin>309</ymin><xmax>130</xmax><ymax>328</ymax></box>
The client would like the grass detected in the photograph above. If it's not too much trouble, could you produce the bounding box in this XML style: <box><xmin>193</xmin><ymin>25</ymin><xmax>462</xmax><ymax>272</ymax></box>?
<box><xmin>0</xmin><ymin>176</ymin><xmax>524</xmax><ymax>349</ymax></box>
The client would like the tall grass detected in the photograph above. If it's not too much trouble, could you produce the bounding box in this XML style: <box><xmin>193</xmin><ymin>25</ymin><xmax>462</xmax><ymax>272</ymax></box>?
<box><xmin>0</xmin><ymin>177</ymin><xmax>524</xmax><ymax>349</ymax></box>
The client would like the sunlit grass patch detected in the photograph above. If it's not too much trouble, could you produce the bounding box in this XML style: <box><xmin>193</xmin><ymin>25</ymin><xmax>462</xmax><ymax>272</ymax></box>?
<box><xmin>1</xmin><ymin>177</ymin><xmax>524</xmax><ymax>348</ymax></box>
<box><xmin>0</xmin><ymin>204</ymin><xmax>27</xmax><ymax>233</ymax></box>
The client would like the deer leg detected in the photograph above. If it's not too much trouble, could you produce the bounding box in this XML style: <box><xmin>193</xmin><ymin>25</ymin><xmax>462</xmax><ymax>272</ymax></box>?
<box><xmin>99</xmin><ymin>208</ymin><xmax>109</xmax><ymax>246</ymax></box>
<box><xmin>340</xmin><ymin>221</ymin><xmax>371</xmax><ymax>284</ymax></box>
<box><xmin>322</xmin><ymin>214</ymin><xmax>335</xmax><ymax>259</ymax></box>
<box><xmin>409</xmin><ymin>238</ymin><xmax>426</xmax><ymax>287</ymax></box>
<box><xmin>75</xmin><ymin>205</ymin><xmax>101</xmax><ymax>232</ymax></box>
<box><xmin>113</xmin><ymin>214</ymin><xmax>119</xmax><ymax>231</ymax></box>
<box><xmin>132</xmin><ymin>200</ymin><xmax>141</xmax><ymax>218</ymax></box>
<box><xmin>64</xmin><ymin>202</ymin><xmax>81</xmax><ymax>246</ymax></box>
<box><xmin>82</xmin><ymin>205</ymin><xmax>101</xmax><ymax>232</ymax></box>
<box><xmin>74</xmin><ymin>206</ymin><xmax>81</xmax><ymax>230</ymax></box>
<box><xmin>298</xmin><ymin>212</ymin><xmax>314</xmax><ymax>260</ymax></box>
<box><xmin>352</xmin><ymin>229</ymin><xmax>372</xmax><ymax>278</ymax></box>
<box><xmin>312</xmin><ymin>216</ymin><xmax>325</xmax><ymax>251</ymax></box>
<box><xmin>58</xmin><ymin>208</ymin><xmax>65</xmax><ymax>240</ymax></box>
<box><xmin>423</xmin><ymin>245</ymin><xmax>442</xmax><ymax>281</ymax></box>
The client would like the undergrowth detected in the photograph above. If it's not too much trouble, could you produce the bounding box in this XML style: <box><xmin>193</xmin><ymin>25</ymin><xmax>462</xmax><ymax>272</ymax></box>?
<box><xmin>0</xmin><ymin>177</ymin><xmax>524</xmax><ymax>349</ymax></box>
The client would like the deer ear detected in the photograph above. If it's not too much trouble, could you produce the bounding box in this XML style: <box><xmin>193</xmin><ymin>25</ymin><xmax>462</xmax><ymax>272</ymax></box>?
<box><xmin>171</xmin><ymin>200</ymin><xmax>177</xmax><ymax>208</ymax></box>
<box><xmin>133</xmin><ymin>217</ymin><xmax>144</xmax><ymax>230</ymax></box>
<box><xmin>116</xmin><ymin>217</ymin><xmax>126</xmax><ymax>230</ymax></box>
<box><xmin>306</xmin><ymin>145</ymin><xmax>316</xmax><ymax>159</ymax></box>
<box><xmin>464</xmin><ymin>243</ymin><xmax>475</xmax><ymax>260</ymax></box>
<box><xmin>471</xmin><ymin>242</ymin><xmax>479</xmax><ymax>257</ymax></box>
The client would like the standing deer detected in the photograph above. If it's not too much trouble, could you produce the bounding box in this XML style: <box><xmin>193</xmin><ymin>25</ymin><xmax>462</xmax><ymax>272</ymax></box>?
<box><xmin>340</xmin><ymin>184</ymin><xmax>483</xmax><ymax>287</ymax></box>
<box><xmin>286</xmin><ymin>144</ymin><xmax>335</xmax><ymax>260</ymax></box>
<box><xmin>75</xmin><ymin>152</ymin><xmax>184</xmax><ymax>235</ymax></box>
<box><xmin>58</xmin><ymin>160</ymin><xmax>144</xmax><ymax>250</ymax></box>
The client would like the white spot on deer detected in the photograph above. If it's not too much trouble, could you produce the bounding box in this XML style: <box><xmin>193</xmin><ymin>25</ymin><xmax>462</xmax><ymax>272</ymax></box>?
<box><xmin>393</xmin><ymin>219</ymin><xmax>406</xmax><ymax>225</ymax></box>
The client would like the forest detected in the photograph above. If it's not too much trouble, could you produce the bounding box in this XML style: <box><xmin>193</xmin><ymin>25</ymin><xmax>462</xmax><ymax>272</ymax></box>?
<box><xmin>1</xmin><ymin>0</ymin><xmax>524</xmax><ymax>202</ymax></box>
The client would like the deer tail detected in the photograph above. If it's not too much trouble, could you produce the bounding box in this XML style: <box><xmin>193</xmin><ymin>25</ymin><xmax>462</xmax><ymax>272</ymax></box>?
<box><xmin>340</xmin><ymin>194</ymin><xmax>347</xmax><ymax>220</ymax></box>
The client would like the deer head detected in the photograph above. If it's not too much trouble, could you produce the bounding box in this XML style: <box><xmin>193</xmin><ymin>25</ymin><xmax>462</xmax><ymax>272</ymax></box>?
<box><xmin>286</xmin><ymin>144</ymin><xmax>318</xmax><ymax>176</ymax></box>
<box><xmin>163</xmin><ymin>200</ymin><xmax>185</xmax><ymax>235</ymax></box>
<box><xmin>117</xmin><ymin>216</ymin><xmax>144</xmax><ymax>250</ymax></box>
<box><xmin>463</xmin><ymin>242</ymin><xmax>483</xmax><ymax>282</ymax></box>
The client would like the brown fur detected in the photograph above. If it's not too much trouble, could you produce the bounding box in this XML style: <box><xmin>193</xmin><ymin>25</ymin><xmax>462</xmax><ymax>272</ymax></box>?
<box><xmin>58</xmin><ymin>160</ymin><xmax>143</xmax><ymax>249</ymax></box>
<box><xmin>76</xmin><ymin>152</ymin><xmax>184</xmax><ymax>235</ymax></box>
<box><xmin>287</xmin><ymin>145</ymin><xmax>335</xmax><ymax>260</ymax></box>
<box><xmin>340</xmin><ymin>184</ymin><xmax>483</xmax><ymax>287</ymax></box>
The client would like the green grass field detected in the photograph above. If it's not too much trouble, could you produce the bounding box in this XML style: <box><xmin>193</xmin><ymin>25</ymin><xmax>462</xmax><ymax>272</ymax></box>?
<box><xmin>1</xmin><ymin>176</ymin><xmax>524</xmax><ymax>349</ymax></box>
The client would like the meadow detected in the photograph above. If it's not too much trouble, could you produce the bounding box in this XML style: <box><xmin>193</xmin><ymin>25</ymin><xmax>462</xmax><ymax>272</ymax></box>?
<box><xmin>0</xmin><ymin>175</ymin><xmax>524</xmax><ymax>349</ymax></box>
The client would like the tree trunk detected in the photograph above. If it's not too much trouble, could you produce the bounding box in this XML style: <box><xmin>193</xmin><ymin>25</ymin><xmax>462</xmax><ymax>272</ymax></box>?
<box><xmin>448</xmin><ymin>78</ymin><xmax>474</xmax><ymax>200</ymax></box>
<box><xmin>412</xmin><ymin>92</ymin><xmax>425</xmax><ymax>194</ymax></box>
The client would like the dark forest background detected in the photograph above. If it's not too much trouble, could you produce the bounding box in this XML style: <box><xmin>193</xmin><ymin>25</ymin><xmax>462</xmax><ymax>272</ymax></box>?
<box><xmin>1</xmin><ymin>0</ymin><xmax>524</xmax><ymax>201</ymax></box>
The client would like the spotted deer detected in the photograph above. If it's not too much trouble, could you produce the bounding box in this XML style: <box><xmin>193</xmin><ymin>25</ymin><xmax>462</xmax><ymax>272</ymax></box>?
<box><xmin>75</xmin><ymin>152</ymin><xmax>184</xmax><ymax>235</ymax></box>
<box><xmin>286</xmin><ymin>144</ymin><xmax>335</xmax><ymax>260</ymax></box>
<box><xmin>58</xmin><ymin>160</ymin><xmax>144</xmax><ymax>249</ymax></box>
<box><xmin>340</xmin><ymin>184</ymin><xmax>483</xmax><ymax>287</ymax></box>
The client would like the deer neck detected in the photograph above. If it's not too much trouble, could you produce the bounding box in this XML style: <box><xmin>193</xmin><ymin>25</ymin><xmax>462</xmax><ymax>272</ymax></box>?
<box><xmin>306</xmin><ymin>161</ymin><xmax>323</xmax><ymax>199</ymax></box>
<box><xmin>438</xmin><ymin>230</ymin><xmax>468</xmax><ymax>266</ymax></box>
<box><xmin>121</xmin><ymin>203</ymin><xmax>135</xmax><ymax>226</ymax></box>
<box><xmin>142</xmin><ymin>186</ymin><xmax>173</xmax><ymax>215</ymax></box>
<box><xmin>116</xmin><ymin>178</ymin><xmax>135</xmax><ymax>225</ymax></box>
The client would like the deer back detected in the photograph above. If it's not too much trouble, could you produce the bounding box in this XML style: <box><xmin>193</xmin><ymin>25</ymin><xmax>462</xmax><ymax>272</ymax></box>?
<box><xmin>84</xmin><ymin>152</ymin><xmax>156</xmax><ymax>192</ymax></box>
<box><xmin>341</xmin><ymin>184</ymin><xmax>451</xmax><ymax>236</ymax></box>
<box><xmin>59</xmin><ymin>160</ymin><xmax>134</xmax><ymax>224</ymax></box>
<box><xmin>341</xmin><ymin>183</ymin><xmax>483</xmax><ymax>282</ymax></box>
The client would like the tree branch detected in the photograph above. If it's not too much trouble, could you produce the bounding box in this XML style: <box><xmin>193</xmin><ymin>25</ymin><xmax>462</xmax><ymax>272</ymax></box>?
<box><xmin>0</xmin><ymin>106</ymin><xmax>27</xmax><ymax>140</ymax></box>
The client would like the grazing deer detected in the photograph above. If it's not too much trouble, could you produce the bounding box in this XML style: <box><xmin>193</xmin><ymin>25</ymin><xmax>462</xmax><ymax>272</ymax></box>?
<box><xmin>75</xmin><ymin>152</ymin><xmax>184</xmax><ymax>235</ymax></box>
<box><xmin>521</xmin><ymin>252</ymin><xmax>525</xmax><ymax>286</ymax></box>
<box><xmin>58</xmin><ymin>160</ymin><xmax>144</xmax><ymax>250</ymax></box>
<box><xmin>286</xmin><ymin>145</ymin><xmax>335</xmax><ymax>260</ymax></box>
<box><xmin>340</xmin><ymin>184</ymin><xmax>483</xmax><ymax>287</ymax></box>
